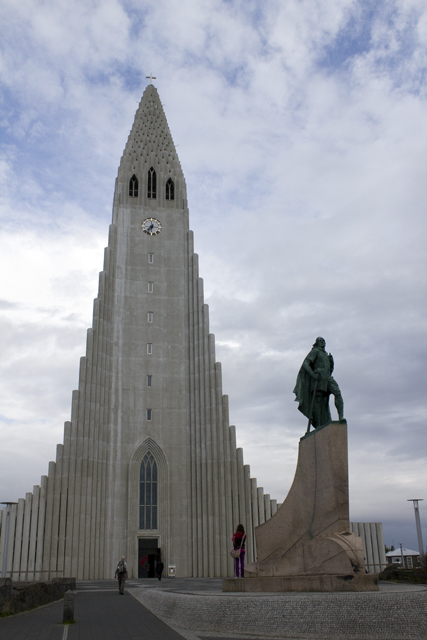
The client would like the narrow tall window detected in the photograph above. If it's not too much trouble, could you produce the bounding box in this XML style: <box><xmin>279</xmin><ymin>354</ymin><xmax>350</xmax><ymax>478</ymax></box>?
<box><xmin>147</xmin><ymin>167</ymin><xmax>157</xmax><ymax>199</ymax></box>
<box><xmin>129</xmin><ymin>174</ymin><xmax>138</xmax><ymax>197</ymax></box>
<box><xmin>148</xmin><ymin>254</ymin><xmax>154</xmax><ymax>264</ymax></box>
<box><xmin>148</xmin><ymin>282</ymin><xmax>154</xmax><ymax>293</ymax></box>
<box><xmin>146</xmin><ymin>409</ymin><xmax>152</xmax><ymax>421</ymax></box>
<box><xmin>147</xmin><ymin>375</ymin><xmax>152</xmax><ymax>387</ymax></box>
<box><xmin>139</xmin><ymin>452</ymin><xmax>157</xmax><ymax>529</ymax></box>
<box><xmin>166</xmin><ymin>178</ymin><xmax>174</xmax><ymax>200</ymax></box>
<box><xmin>147</xmin><ymin>312</ymin><xmax>153</xmax><ymax>323</ymax></box>
<box><xmin>147</xmin><ymin>343</ymin><xmax>152</xmax><ymax>354</ymax></box>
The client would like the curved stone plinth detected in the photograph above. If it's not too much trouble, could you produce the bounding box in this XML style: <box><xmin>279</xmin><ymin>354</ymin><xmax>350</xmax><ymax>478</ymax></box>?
<box><xmin>223</xmin><ymin>573</ymin><xmax>378</xmax><ymax>592</ymax></box>
<box><xmin>246</xmin><ymin>421</ymin><xmax>367</xmax><ymax>580</ymax></box>
<box><xmin>129</xmin><ymin>587</ymin><xmax>427</xmax><ymax>640</ymax></box>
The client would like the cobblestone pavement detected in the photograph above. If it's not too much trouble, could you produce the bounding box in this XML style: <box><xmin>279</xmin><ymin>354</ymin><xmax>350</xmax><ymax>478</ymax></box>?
<box><xmin>127</xmin><ymin>579</ymin><xmax>427</xmax><ymax>640</ymax></box>
<box><xmin>0</xmin><ymin>579</ymin><xmax>425</xmax><ymax>640</ymax></box>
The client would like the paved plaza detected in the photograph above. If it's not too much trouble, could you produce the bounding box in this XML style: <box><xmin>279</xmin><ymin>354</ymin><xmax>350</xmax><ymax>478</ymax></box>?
<box><xmin>0</xmin><ymin>579</ymin><xmax>426</xmax><ymax>640</ymax></box>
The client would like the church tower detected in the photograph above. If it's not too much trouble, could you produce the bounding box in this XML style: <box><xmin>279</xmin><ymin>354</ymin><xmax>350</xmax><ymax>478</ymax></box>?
<box><xmin>0</xmin><ymin>84</ymin><xmax>278</xmax><ymax>580</ymax></box>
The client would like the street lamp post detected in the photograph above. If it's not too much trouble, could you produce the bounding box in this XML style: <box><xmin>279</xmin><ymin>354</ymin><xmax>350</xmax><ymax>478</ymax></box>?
<box><xmin>1</xmin><ymin>502</ymin><xmax>17</xmax><ymax>578</ymax></box>
<box><xmin>407</xmin><ymin>499</ymin><xmax>424</xmax><ymax>556</ymax></box>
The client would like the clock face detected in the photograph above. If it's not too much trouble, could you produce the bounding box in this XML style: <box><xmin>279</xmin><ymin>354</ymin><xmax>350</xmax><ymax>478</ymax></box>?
<box><xmin>141</xmin><ymin>217</ymin><xmax>162</xmax><ymax>235</ymax></box>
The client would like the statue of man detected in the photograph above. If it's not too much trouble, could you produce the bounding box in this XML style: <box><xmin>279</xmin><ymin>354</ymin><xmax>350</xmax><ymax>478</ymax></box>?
<box><xmin>293</xmin><ymin>337</ymin><xmax>345</xmax><ymax>430</ymax></box>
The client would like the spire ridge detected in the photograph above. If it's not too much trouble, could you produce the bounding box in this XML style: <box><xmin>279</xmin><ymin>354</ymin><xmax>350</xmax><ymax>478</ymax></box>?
<box><xmin>116</xmin><ymin>84</ymin><xmax>186</xmax><ymax>206</ymax></box>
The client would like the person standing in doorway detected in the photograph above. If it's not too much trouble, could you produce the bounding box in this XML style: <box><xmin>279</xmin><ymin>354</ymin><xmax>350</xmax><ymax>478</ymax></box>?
<box><xmin>232</xmin><ymin>524</ymin><xmax>246</xmax><ymax>578</ymax></box>
<box><xmin>115</xmin><ymin>556</ymin><xmax>128</xmax><ymax>594</ymax></box>
<box><xmin>156</xmin><ymin>558</ymin><xmax>164</xmax><ymax>581</ymax></box>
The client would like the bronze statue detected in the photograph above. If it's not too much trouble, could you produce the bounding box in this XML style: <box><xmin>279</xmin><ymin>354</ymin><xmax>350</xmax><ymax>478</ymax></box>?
<box><xmin>294</xmin><ymin>337</ymin><xmax>345</xmax><ymax>431</ymax></box>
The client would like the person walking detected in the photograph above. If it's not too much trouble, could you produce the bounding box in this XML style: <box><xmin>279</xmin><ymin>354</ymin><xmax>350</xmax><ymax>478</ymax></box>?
<box><xmin>232</xmin><ymin>524</ymin><xmax>246</xmax><ymax>578</ymax></box>
<box><xmin>156</xmin><ymin>558</ymin><xmax>164</xmax><ymax>581</ymax></box>
<box><xmin>115</xmin><ymin>556</ymin><xmax>128</xmax><ymax>594</ymax></box>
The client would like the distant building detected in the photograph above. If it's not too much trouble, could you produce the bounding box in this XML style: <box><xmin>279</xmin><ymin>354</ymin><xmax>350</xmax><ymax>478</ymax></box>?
<box><xmin>386</xmin><ymin>548</ymin><xmax>421</xmax><ymax>570</ymax></box>
<box><xmin>350</xmin><ymin>522</ymin><xmax>387</xmax><ymax>573</ymax></box>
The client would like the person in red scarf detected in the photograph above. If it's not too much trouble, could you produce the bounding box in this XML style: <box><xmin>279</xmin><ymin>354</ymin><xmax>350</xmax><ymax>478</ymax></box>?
<box><xmin>232</xmin><ymin>524</ymin><xmax>246</xmax><ymax>578</ymax></box>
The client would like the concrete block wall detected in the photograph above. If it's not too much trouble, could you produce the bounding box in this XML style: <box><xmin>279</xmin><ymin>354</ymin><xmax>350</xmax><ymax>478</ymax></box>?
<box><xmin>0</xmin><ymin>577</ymin><xmax>75</xmax><ymax>615</ymax></box>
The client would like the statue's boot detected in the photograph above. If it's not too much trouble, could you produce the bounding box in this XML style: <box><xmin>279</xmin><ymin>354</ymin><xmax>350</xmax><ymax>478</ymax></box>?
<box><xmin>334</xmin><ymin>395</ymin><xmax>345</xmax><ymax>422</ymax></box>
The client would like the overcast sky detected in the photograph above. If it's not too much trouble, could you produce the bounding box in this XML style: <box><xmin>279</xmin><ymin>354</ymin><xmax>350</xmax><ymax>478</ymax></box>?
<box><xmin>0</xmin><ymin>0</ymin><xmax>426</xmax><ymax>553</ymax></box>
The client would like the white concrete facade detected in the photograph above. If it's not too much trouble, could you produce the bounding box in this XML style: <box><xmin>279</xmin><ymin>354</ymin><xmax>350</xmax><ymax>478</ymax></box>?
<box><xmin>350</xmin><ymin>522</ymin><xmax>387</xmax><ymax>573</ymax></box>
<box><xmin>0</xmin><ymin>85</ymin><xmax>277</xmax><ymax>580</ymax></box>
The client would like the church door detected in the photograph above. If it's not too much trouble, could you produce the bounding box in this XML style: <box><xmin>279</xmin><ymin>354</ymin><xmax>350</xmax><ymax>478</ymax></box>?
<box><xmin>138</xmin><ymin>538</ymin><xmax>159</xmax><ymax>578</ymax></box>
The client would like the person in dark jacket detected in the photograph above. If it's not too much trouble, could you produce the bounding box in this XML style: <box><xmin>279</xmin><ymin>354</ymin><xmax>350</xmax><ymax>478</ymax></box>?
<box><xmin>156</xmin><ymin>559</ymin><xmax>164</xmax><ymax>581</ymax></box>
<box><xmin>232</xmin><ymin>524</ymin><xmax>246</xmax><ymax>578</ymax></box>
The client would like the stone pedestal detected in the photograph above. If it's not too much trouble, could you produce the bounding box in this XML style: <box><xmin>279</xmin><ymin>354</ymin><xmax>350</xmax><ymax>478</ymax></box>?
<box><xmin>223</xmin><ymin>573</ymin><xmax>378</xmax><ymax>592</ymax></box>
<box><xmin>224</xmin><ymin>421</ymin><xmax>377</xmax><ymax>592</ymax></box>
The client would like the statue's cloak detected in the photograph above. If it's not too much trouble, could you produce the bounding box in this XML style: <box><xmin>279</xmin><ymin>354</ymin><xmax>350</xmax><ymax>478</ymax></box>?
<box><xmin>293</xmin><ymin>366</ymin><xmax>314</xmax><ymax>420</ymax></box>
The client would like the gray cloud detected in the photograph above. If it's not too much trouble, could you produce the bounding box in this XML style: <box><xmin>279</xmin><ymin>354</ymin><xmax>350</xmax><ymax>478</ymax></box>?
<box><xmin>0</xmin><ymin>0</ymin><xmax>426</xmax><ymax>551</ymax></box>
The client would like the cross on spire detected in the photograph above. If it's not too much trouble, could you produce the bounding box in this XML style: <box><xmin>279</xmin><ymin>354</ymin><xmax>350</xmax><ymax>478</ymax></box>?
<box><xmin>146</xmin><ymin>73</ymin><xmax>156</xmax><ymax>84</ymax></box>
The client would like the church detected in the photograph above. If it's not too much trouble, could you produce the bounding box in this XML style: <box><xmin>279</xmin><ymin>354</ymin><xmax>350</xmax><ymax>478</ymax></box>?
<box><xmin>0</xmin><ymin>83</ymin><xmax>279</xmax><ymax>580</ymax></box>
